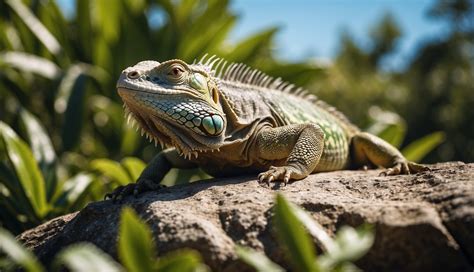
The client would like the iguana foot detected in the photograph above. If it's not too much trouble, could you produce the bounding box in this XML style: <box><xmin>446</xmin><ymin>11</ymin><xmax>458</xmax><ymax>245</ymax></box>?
<box><xmin>258</xmin><ymin>165</ymin><xmax>307</xmax><ymax>186</ymax></box>
<box><xmin>379</xmin><ymin>161</ymin><xmax>430</xmax><ymax>176</ymax></box>
<box><xmin>104</xmin><ymin>179</ymin><xmax>166</xmax><ymax>203</ymax></box>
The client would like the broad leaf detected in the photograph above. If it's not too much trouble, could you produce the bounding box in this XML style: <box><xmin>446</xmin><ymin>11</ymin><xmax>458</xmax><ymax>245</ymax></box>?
<box><xmin>366</xmin><ymin>107</ymin><xmax>406</xmax><ymax>148</ymax></box>
<box><xmin>274</xmin><ymin>194</ymin><xmax>319</xmax><ymax>272</ymax></box>
<box><xmin>19</xmin><ymin>109</ymin><xmax>56</xmax><ymax>169</ymax></box>
<box><xmin>57</xmin><ymin>173</ymin><xmax>94</xmax><ymax>209</ymax></box>
<box><xmin>5</xmin><ymin>0</ymin><xmax>61</xmax><ymax>55</ymax></box>
<box><xmin>54</xmin><ymin>243</ymin><xmax>123</xmax><ymax>272</ymax></box>
<box><xmin>402</xmin><ymin>132</ymin><xmax>445</xmax><ymax>162</ymax></box>
<box><xmin>90</xmin><ymin>159</ymin><xmax>130</xmax><ymax>185</ymax></box>
<box><xmin>227</xmin><ymin>27</ymin><xmax>279</xmax><ymax>63</ymax></box>
<box><xmin>155</xmin><ymin>249</ymin><xmax>207</xmax><ymax>272</ymax></box>
<box><xmin>119</xmin><ymin>207</ymin><xmax>156</xmax><ymax>272</ymax></box>
<box><xmin>288</xmin><ymin>202</ymin><xmax>337</xmax><ymax>254</ymax></box>
<box><xmin>121</xmin><ymin>157</ymin><xmax>146</xmax><ymax>181</ymax></box>
<box><xmin>55</xmin><ymin>65</ymin><xmax>88</xmax><ymax>151</ymax></box>
<box><xmin>0</xmin><ymin>52</ymin><xmax>61</xmax><ymax>79</ymax></box>
<box><xmin>19</xmin><ymin>109</ymin><xmax>57</xmax><ymax>199</ymax></box>
<box><xmin>0</xmin><ymin>228</ymin><xmax>44</xmax><ymax>272</ymax></box>
<box><xmin>318</xmin><ymin>225</ymin><xmax>374</xmax><ymax>270</ymax></box>
<box><xmin>235</xmin><ymin>246</ymin><xmax>284</xmax><ymax>272</ymax></box>
<box><xmin>0</xmin><ymin>122</ymin><xmax>48</xmax><ymax>217</ymax></box>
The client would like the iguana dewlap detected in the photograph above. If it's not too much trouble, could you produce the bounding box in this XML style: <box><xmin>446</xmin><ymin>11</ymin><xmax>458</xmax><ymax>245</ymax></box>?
<box><xmin>106</xmin><ymin>56</ymin><xmax>428</xmax><ymax>200</ymax></box>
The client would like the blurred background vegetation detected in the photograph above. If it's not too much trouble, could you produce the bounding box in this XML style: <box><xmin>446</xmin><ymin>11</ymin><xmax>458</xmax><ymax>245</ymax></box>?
<box><xmin>0</xmin><ymin>0</ymin><xmax>472</xmax><ymax>237</ymax></box>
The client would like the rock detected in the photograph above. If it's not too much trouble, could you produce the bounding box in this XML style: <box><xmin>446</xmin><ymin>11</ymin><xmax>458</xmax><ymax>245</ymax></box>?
<box><xmin>18</xmin><ymin>162</ymin><xmax>474</xmax><ymax>271</ymax></box>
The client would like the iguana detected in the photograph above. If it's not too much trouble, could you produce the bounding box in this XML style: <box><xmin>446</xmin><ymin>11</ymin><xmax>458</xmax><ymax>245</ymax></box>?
<box><xmin>106</xmin><ymin>55</ymin><xmax>428</xmax><ymax>201</ymax></box>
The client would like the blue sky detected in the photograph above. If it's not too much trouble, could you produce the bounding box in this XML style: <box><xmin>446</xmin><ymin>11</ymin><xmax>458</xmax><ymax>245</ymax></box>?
<box><xmin>57</xmin><ymin>0</ymin><xmax>446</xmax><ymax>70</ymax></box>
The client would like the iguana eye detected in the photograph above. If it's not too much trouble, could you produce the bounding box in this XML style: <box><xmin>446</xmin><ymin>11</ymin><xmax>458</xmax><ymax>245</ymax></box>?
<box><xmin>167</xmin><ymin>65</ymin><xmax>185</xmax><ymax>80</ymax></box>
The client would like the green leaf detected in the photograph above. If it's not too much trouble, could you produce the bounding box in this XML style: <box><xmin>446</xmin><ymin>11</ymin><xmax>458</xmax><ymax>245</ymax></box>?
<box><xmin>227</xmin><ymin>27</ymin><xmax>279</xmax><ymax>63</ymax></box>
<box><xmin>0</xmin><ymin>52</ymin><xmax>61</xmax><ymax>79</ymax></box>
<box><xmin>54</xmin><ymin>243</ymin><xmax>123</xmax><ymax>272</ymax></box>
<box><xmin>402</xmin><ymin>132</ymin><xmax>445</xmax><ymax>162</ymax></box>
<box><xmin>19</xmin><ymin>109</ymin><xmax>57</xmax><ymax>200</ymax></box>
<box><xmin>54</xmin><ymin>63</ymin><xmax>108</xmax><ymax>151</ymax></box>
<box><xmin>90</xmin><ymin>159</ymin><xmax>130</xmax><ymax>186</ymax></box>
<box><xmin>58</xmin><ymin>173</ymin><xmax>94</xmax><ymax>209</ymax></box>
<box><xmin>5</xmin><ymin>0</ymin><xmax>61</xmax><ymax>55</ymax></box>
<box><xmin>319</xmin><ymin>225</ymin><xmax>374</xmax><ymax>270</ymax></box>
<box><xmin>235</xmin><ymin>246</ymin><xmax>284</xmax><ymax>272</ymax></box>
<box><xmin>155</xmin><ymin>249</ymin><xmax>207</xmax><ymax>272</ymax></box>
<box><xmin>262</xmin><ymin>62</ymin><xmax>324</xmax><ymax>87</ymax></box>
<box><xmin>366</xmin><ymin>107</ymin><xmax>406</xmax><ymax>148</ymax></box>
<box><xmin>288</xmin><ymin>202</ymin><xmax>337</xmax><ymax>254</ymax></box>
<box><xmin>121</xmin><ymin>157</ymin><xmax>146</xmax><ymax>181</ymax></box>
<box><xmin>55</xmin><ymin>65</ymin><xmax>88</xmax><ymax>151</ymax></box>
<box><xmin>123</xmin><ymin>0</ymin><xmax>146</xmax><ymax>14</ymax></box>
<box><xmin>92</xmin><ymin>0</ymin><xmax>122</xmax><ymax>43</ymax></box>
<box><xmin>119</xmin><ymin>207</ymin><xmax>156</xmax><ymax>272</ymax></box>
<box><xmin>376</xmin><ymin>123</ymin><xmax>406</xmax><ymax>148</ymax></box>
<box><xmin>19</xmin><ymin>109</ymin><xmax>56</xmax><ymax>168</ymax></box>
<box><xmin>274</xmin><ymin>194</ymin><xmax>319</xmax><ymax>272</ymax></box>
<box><xmin>0</xmin><ymin>227</ymin><xmax>44</xmax><ymax>272</ymax></box>
<box><xmin>0</xmin><ymin>122</ymin><xmax>48</xmax><ymax>217</ymax></box>
<box><xmin>120</xmin><ymin>124</ymin><xmax>141</xmax><ymax>155</ymax></box>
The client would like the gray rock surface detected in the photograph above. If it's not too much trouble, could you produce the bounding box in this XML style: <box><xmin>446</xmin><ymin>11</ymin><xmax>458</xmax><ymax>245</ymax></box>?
<box><xmin>19</xmin><ymin>162</ymin><xmax>474</xmax><ymax>271</ymax></box>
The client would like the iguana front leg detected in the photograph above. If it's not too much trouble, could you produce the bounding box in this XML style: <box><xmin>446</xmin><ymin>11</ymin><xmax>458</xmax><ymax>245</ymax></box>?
<box><xmin>105</xmin><ymin>148</ymin><xmax>196</xmax><ymax>201</ymax></box>
<box><xmin>351</xmin><ymin>132</ymin><xmax>429</xmax><ymax>175</ymax></box>
<box><xmin>256</xmin><ymin>123</ymin><xmax>325</xmax><ymax>184</ymax></box>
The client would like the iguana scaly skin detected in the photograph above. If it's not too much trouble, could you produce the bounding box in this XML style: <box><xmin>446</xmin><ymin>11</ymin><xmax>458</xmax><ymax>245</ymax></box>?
<box><xmin>106</xmin><ymin>56</ymin><xmax>428</xmax><ymax>200</ymax></box>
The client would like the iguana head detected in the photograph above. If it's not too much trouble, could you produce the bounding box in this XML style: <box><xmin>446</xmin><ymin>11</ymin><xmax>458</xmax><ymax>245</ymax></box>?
<box><xmin>117</xmin><ymin>59</ymin><xmax>225</xmax><ymax>158</ymax></box>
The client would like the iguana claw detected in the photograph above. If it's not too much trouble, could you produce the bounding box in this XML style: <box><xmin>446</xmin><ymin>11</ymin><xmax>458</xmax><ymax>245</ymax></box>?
<box><xmin>104</xmin><ymin>179</ymin><xmax>167</xmax><ymax>203</ymax></box>
<box><xmin>258</xmin><ymin>165</ymin><xmax>303</xmax><ymax>186</ymax></box>
<box><xmin>379</xmin><ymin>161</ymin><xmax>430</xmax><ymax>176</ymax></box>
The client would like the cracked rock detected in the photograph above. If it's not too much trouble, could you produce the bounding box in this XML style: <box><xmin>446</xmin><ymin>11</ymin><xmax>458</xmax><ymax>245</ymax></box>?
<box><xmin>18</xmin><ymin>162</ymin><xmax>474</xmax><ymax>271</ymax></box>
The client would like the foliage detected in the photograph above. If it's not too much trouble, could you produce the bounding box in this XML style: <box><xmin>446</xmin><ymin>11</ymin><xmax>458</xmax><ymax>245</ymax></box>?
<box><xmin>0</xmin><ymin>0</ymin><xmax>470</xmax><ymax>237</ymax></box>
<box><xmin>237</xmin><ymin>194</ymin><xmax>374</xmax><ymax>272</ymax></box>
<box><xmin>0</xmin><ymin>119</ymin><xmax>100</xmax><ymax>234</ymax></box>
<box><xmin>312</xmin><ymin>2</ymin><xmax>473</xmax><ymax>162</ymax></box>
<box><xmin>0</xmin><ymin>208</ymin><xmax>207</xmax><ymax>272</ymax></box>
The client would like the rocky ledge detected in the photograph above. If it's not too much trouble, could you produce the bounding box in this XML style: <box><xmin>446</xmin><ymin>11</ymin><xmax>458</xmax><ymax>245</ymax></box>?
<box><xmin>19</xmin><ymin>162</ymin><xmax>474</xmax><ymax>271</ymax></box>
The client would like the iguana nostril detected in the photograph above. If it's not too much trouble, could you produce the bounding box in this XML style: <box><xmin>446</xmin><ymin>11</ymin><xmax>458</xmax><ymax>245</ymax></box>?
<box><xmin>128</xmin><ymin>71</ymin><xmax>140</xmax><ymax>79</ymax></box>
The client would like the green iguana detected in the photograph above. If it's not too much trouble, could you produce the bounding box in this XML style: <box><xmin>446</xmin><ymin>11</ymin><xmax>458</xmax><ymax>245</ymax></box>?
<box><xmin>106</xmin><ymin>55</ymin><xmax>428</xmax><ymax>201</ymax></box>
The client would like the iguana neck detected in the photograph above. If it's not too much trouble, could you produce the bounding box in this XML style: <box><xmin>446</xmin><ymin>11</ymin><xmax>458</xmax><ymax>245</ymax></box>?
<box><xmin>216</xmin><ymin>79</ymin><xmax>279</xmax><ymax>148</ymax></box>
